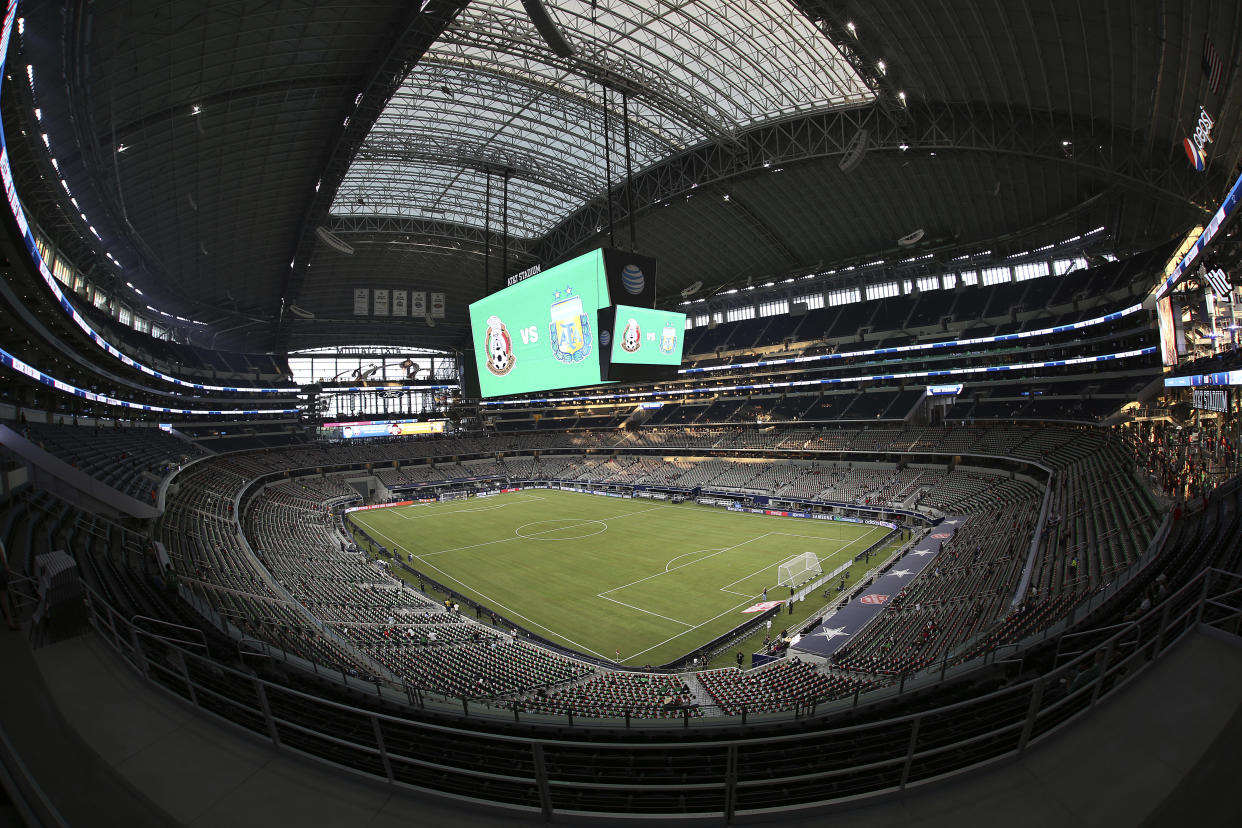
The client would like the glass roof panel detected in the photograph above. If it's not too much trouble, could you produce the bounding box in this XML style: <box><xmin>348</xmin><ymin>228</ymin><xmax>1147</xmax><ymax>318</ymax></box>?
<box><xmin>333</xmin><ymin>0</ymin><xmax>873</xmax><ymax>240</ymax></box>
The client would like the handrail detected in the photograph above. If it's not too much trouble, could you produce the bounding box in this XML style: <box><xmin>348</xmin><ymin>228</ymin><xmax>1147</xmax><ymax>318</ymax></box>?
<box><xmin>129</xmin><ymin>614</ymin><xmax>208</xmax><ymax>652</ymax></box>
<box><xmin>158</xmin><ymin>426</ymin><xmax>1185</xmax><ymax>708</ymax></box>
<box><xmin>76</xmin><ymin>561</ymin><xmax>1241</xmax><ymax>819</ymax></box>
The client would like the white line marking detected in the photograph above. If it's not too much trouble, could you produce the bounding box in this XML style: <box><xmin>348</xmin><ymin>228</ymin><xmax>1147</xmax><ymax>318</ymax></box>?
<box><xmin>413</xmin><ymin>502</ymin><xmax>667</xmax><ymax>557</ymax></box>
<box><xmin>601</xmin><ymin>533</ymin><xmax>772</xmax><ymax>596</ymax></box>
<box><xmin>364</xmin><ymin>522</ymin><xmax>612</xmax><ymax>659</ymax></box>
<box><xmin>514</xmin><ymin>519</ymin><xmax>608</xmax><ymax>541</ymax></box>
<box><xmin>621</xmin><ymin>528</ymin><xmax>885</xmax><ymax>661</ymax></box>
<box><xmin>663</xmin><ymin>547</ymin><xmax>723</xmax><ymax>572</ymax></box>
<box><xmin>409</xmin><ymin>554</ymin><xmax>612</xmax><ymax>661</ymax></box>
<box><xmin>595</xmin><ymin>594</ymin><xmax>695</xmax><ymax>627</ymax></box>
<box><xmin>378</xmin><ymin>495</ymin><xmax>546</xmax><ymax>521</ymax></box>
<box><xmin>623</xmin><ymin>598</ymin><xmax>759</xmax><ymax>661</ymax></box>
<box><xmin>361</xmin><ymin>490</ymin><xmax>886</xmax><ymax>664</ymax></box>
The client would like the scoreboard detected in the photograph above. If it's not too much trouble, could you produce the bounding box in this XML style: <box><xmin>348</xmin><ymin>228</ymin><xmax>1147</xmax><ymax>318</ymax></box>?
<box><xmin>468</xmin><ymin>249</ymin><xmax>609</xmax><ymax>398</ymax></box>
<box><xmin>468</xmin><ymin>248</ymin><xmax>680</xmax><ymax>398</ymax></box>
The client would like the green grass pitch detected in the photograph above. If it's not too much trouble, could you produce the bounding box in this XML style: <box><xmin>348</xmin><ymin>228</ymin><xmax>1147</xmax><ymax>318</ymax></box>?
<box><xmin>351</xmin><ymin>490</ymin><xmax>887</xmax><ymax>667</ymax></box>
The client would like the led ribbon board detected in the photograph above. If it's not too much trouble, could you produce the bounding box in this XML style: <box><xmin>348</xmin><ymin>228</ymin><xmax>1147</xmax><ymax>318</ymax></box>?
<box><xmin>0</xmin><ymin>345</ymin><xmax>297</xmax><ymax>415</ymax></box>
<box><xmin>1152</xmin><ymin>167</ymin><xmax>1242</xmax><ymax>301</ymax></box>
<box><xmin>480</xmin><ymin>346</ymin><xmax>1159</xmax><ymax>406</ymax></box>
<box><xmin>0</xmin><ymin>1</ymin><xmax>287</xmax><ymax>396</ymax></box>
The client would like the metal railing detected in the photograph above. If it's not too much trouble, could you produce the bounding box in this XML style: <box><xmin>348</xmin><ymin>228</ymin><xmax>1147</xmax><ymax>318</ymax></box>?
<box><xmin>79</xmin><ymin>560</ymin><xmax>1242</xmax><ymax>819</ymax></box>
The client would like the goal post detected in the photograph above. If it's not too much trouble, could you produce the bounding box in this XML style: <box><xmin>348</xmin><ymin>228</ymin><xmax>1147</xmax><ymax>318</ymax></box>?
<box><xmin>777</xmin><ymin>551</ymin><xmax>822</xmax><ymax>589</ymax></box>
<box><xmin>438</xmin><ymin>491</ymin><xmax>468</xmax><ymax>502</ymax></box>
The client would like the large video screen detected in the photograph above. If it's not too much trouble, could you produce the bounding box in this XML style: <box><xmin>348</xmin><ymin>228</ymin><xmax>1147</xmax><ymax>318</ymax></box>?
<box><xmin>609</xmin><ymin>305</ymin><xmax>687</xmax><ymax>366</ymax></box>
<box><xmin>468</xmin><ymin>249</ymin><xmax>611</xmax><ymax>397</ymax></box>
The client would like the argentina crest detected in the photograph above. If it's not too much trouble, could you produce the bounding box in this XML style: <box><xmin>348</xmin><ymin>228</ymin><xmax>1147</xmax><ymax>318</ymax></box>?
<box><xmin>549</xmin><ymin>286</ymin><xmax>592</xmax><ymax>363</ymax></box>
<box><xmin>660</xmin><ymin>319</ymin><xmax>677</xmax><ymax>355</ymax></box>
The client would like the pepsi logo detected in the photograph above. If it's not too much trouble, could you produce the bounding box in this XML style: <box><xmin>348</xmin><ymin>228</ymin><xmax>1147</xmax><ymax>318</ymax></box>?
<box><xmin>621</xmin><ymin>263</ymin><xmax>645</xmax><ymax>295</ymax></box>
<box><xmin>860</xmin><ymin>594</ymin><xmax>888</xmax><ymax>605</ymax></box>
<box><xmin>1184</xmin><ymin>137</ymin><xmax>1207</xmax><ymax>171</ymax></box>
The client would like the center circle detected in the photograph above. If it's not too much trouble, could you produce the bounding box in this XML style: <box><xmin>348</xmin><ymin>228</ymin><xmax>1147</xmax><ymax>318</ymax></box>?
<box><xmin>515</xmin><ymin>519</ymin><xmax>608</xmax><ymax>541</ymax></box>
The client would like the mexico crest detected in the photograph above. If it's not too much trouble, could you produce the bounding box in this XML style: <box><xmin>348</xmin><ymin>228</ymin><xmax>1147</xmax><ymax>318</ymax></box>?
<box><xmin>620</xmin><ymin>318</ymin><xmax>642</xmax><ymax>353</ymax></box>
<box><xmin>549</xmin><ymin>287</ymin><xmax>592</xmax><ymax>363</ymax></box>
<box><xmin>483</xmin><ymin>315</ymin><xmax>515</xmax><ymax>377</ymax></box>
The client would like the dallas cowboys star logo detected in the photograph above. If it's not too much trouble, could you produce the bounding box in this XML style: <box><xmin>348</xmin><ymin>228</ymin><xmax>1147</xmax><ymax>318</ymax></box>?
<box><xmin>815</xmin><ymin>626</ymin><xmax>850</xmax><ymax>641</ymax></box>
<box><xmin>909</xmin><ymin>549</ymin><xmax>934</xmax><ymax>556</ymax></box>
<box><xmin>889</xmin><ymin>569</ymin><xmax>914</xmax><ymax>578</ymax></box>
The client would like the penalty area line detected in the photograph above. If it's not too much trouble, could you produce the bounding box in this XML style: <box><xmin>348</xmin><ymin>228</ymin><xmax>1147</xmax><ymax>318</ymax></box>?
<box><xmin>623</xmin><ymin>529</ymin><xmax>887</xmax><ymax>662</ymax></box>
<box><xmin>595</xmin><ymin>594</ymin><xmax>696</xmax><ymax>628</ymax></box>
<box><xmin>604</xmin><ymin>533</ymin><xmax>775</xmax><ymax>596</ymax></box>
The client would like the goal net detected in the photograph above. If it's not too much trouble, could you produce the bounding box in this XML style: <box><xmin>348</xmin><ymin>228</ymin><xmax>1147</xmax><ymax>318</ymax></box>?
<box><xmin>439</xmin><ymin>491</ymin><xmax>468</xmax><ymax>502</ymax></box>
<box><xmin>777</xmin><ymin>552</ymin><xmax>822</xmax><ymax>588</ymax></box>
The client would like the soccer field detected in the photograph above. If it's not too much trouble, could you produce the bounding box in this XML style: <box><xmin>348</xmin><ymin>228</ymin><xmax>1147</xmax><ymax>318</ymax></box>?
<box><xmin>350</xmin><ymin>490</ymin><xmax>887</xmax><ymax>666</ymax></box>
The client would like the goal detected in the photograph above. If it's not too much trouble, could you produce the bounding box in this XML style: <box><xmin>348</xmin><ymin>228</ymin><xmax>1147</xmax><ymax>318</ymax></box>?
<box><xmin>777</xmin><ymin>551</ymin><xmax>822</xmax><ymax>589</ymax></box>
<box><xmin>439</xmin><ymin>491</ymin><xmax>468</xmax><ymax>502</ymax></box>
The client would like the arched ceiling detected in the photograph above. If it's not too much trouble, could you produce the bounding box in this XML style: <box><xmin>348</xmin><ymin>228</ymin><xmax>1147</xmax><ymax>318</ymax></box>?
<box><xmin>7</xmin><ymin>0</ymin><xmax>1241</xmax><ymax>353</ymax></box>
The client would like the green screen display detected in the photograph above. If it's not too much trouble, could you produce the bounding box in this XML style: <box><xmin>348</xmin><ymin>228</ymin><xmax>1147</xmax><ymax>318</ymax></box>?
<box><xmin>609</xmin><ymin>305</ymin><xmax>687</xmax><ymax>366</ymax></box>
<box><xmin>469</xmin><ymin>250</ymin><xmax>611</xmax><ymax>397</ymax></box>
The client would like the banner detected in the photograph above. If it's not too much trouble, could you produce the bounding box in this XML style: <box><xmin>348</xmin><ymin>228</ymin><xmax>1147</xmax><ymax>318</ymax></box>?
<box><xmin>430</xmin><ymin>291</ymin><xmax>446</xmax><ymax>318</ymax></box>
<box><xmin>391</xmin><ymin>290</ymin><xmax>407</xmax><ymax>316</ymax></box>
<box><xmin>411</xmin><ymin>291</ymin><xmax>427</xmax><ymax>317</ymax></box>
<box><xmin>352</xmin><ymin>288</ymin><xmax>369</xmax><ymax>316</ymax></box>
<box><xmin>374</xmin><ymin>288</ymin><xmax>389</xmax><ymax>317</ymax></box>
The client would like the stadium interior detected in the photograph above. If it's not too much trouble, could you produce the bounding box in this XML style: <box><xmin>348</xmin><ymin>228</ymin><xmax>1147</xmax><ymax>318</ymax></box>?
<box><xmin>1</xmin><ymin>1</ymin><xmax>1241</xmax><ymax>825</ymax></box>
